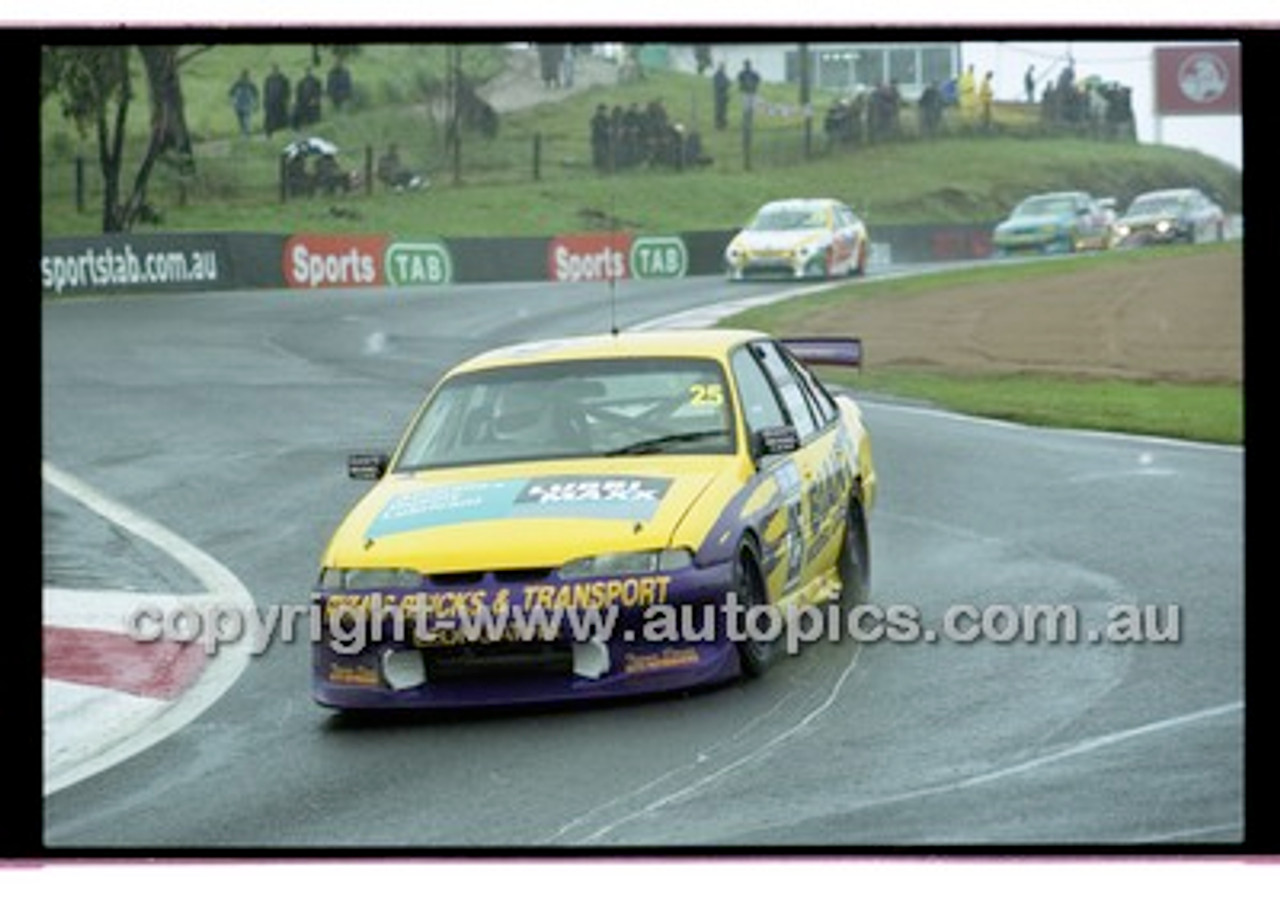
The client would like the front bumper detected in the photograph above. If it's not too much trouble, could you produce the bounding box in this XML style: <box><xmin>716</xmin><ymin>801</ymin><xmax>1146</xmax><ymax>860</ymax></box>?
<box><xmin>311</xmin><ymin>560</ymin><xmax>742</xmax><ymax>710</ymax></box>
<box><xmin>992</xmin><ymin>230</ymin><xmax>1071</xmax><ymax>254</ymax></box>
<box><xmin>726</xmin><ymin>250</ymin><xmax>825</xmax><ymax>280</ymax></box>
<box><xmin>1114</xmin><ymin>224</ymin><xmax>1189</xmax><ymax>247</ymax></box>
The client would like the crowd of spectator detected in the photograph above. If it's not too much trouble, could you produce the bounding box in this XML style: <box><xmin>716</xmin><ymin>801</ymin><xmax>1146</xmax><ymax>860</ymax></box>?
<box><xmin>229</xmin><ymin>58</ymin><xmax>356</xmax><ymax>139</ymax></box>
<box><xmin>821</xmin><ymin>61</ymin><xmax>1134</xmax><ymax>150</ymax></box>
<box><xmin>589</xmin><ymin>98</ymin><xmax>711</xmax><ymax>173</ymax></box>
<box><xmin>1038</xmin><ymin>62</ymin><xmax>1135</xmax><ymax>139</ymax></box>
<box><xmin>822</xmin><ymin>81</ymin><xmax>911</xmax><ymax>146</ymax></box>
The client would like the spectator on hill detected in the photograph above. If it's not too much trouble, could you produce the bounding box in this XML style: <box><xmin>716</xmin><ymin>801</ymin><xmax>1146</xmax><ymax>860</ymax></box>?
<box><xmin>538</xmin><ymin>44</ymin><xmax>563</xmax><ymax>89</ymax></box>
<box><xmin>590</xmin><ymin>104</ymin><xmax>611</xmax><ymax>172</ymax></box>
<box><xmin>1057</xmin><ymin>57</ymin><xmax>1076</xmax><ymax>96</ymax></box>
<box><xmin>326</xmin><ymin>59</ymin><xmax>353</xmax><ymax>111</ymax></box>
<box><xmin>958</xmin><ymin>64</ymin><xmax>977</xmax><ymax>120</ymax></box>
<box><xmin>1040</xmin><ymin>82</ymin><xmax>1060</xmax><ymax>123</ymax></box>
<box><xmin>560</xmin><ymin>45</ymin><xmax>575</xmax><ymax>89</ymax></box>
<box><xmin>824</xmin><ymin>99</ymin><xmax>854</xmax><ymax>146</ymax></box>
<box><xmin>713</xmin><ymin>62</ymin><xmax>730</xmax><ymax>129</ymax></box>
<box><xmin>979</xmin><ymin>71</ymin><xmax>995</xmax><ymax>130</ymax></box>
<box><xmin>919</xmin><ymin>81</ymin><xmax>944</xmax><ymax>137</ymax></box>
<box><xmin>620</xmin><ymin>102</ymin><xmax>643</xmax><ymax>168</ymax></box>
<box><xmin>262</xmin><ymin>65</ymin><xmax>291</xmax><ymax>137</ymax></box>
<box><xmin>737</xmin><ymin>60</ymin><xmax>761</xmax><ymax>121</ymax></box>
<box><xmin>284</xmin><ymin>152</ymin><xmax>312</xmax><ymax>198</ymax></box>
<box><xmin>694</xmin><ymin>45</ymin><xmax>712</xmax><ymax>75</ymax></box>
<box><xmin>940</xmin><ymin>76</ymin><xmax>958</xmax><ymax>108</ymax></box>
<box><xmin>228</xmin><ymin>69</ymin><xmax>259</xmax><ymax>137</ymax></box>
<box><xmin>681</xmin><ymin>126</ymin><xmax>712</xmax><ymax>168</ymax></box>
<box><xmin>294</xmin><ymin>68</ymin><xmax>322</xmax><ymax>128</ymax></box>
<box><xmin>313</xmin><ymin>153</ymin><xmax>354</xmax><ymax>194</ymax></box>
<box><xmin>868</xmin><ymin>81</ymin><xmax>900</xmax><ymax>142</ymax></box>
<box><xmin>376</xmin><ymin>143</ymin><xmax>426</xmax><ymax>191</ymax></box>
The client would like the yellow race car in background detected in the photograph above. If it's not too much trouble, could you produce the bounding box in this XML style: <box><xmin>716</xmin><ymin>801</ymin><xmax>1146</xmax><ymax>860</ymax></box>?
<box><xmin>725</xmin><ymin>198</ymin><xmax>870</xmax><ymax>280</ymax></box>
<box><xmin>313</xmin><ymin>329</ymin><xmax>875</xmax><ymax>710</ymax></box>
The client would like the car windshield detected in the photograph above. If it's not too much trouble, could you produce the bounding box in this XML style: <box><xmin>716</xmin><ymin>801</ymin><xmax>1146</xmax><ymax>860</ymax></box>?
<box><xmin>1013</xmin><ymin>196</ymin><xmax>1079</xmax><ymax>217</ymax></box>
<box><xmin>749</xmin><ymin>205</ymin><xmax>828</xmax><ymax>231</ymax></box>
<box><xmin>394</xmin><ymin>357</ymin><xmax>736</xmax><ymax>470</ymax></box>
<box><xmin>1127</xmin><ymin>195</ymin><xmax>1189</xmax><ymax>216</ymax></box>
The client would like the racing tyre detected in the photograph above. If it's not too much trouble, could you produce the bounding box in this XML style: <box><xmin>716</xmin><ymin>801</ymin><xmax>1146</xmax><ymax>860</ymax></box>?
<box><xmin>837</xmin><ymin>497</ymin><xmax>870</xmax><ymax>611</ymax></box>
<box><xmin>734</xmin><ymin>544</ymin><xmax>778</xmax><ymax>678</ymax></box>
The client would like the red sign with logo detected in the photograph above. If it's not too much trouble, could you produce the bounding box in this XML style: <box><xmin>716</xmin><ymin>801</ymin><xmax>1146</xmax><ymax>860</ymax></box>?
<box><xmin>1154</xmin><ymin>45</ymin><xmax>1240</xmax><ymax>116</ymax></box>
<box><xmin>284</xmin><ymin>234</ymin><xmax>388</xmax><ymax>289</ymax></box>
<box><xmin>547</xmin><ymin>234</ymin><xmax>633</xmax><ymax>282</ymax></box>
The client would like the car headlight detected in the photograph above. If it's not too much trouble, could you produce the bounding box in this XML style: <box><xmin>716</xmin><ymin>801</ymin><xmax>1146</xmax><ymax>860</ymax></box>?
<box><xmin>1155</xmin><ymin>220</ymin><xmax>1172</xmax><ymax>234</ymax></box>
<box><xmin>1114</xmin><ymin>224</ymin><xmax>1131</xmax><ymax>237</ymax></box>
<box><xmin>318</xmin><ymin>567</ymin><xmax>423</xmax><ymax>590</ymax></box>
<box><xmin>558</xmin><ymin>548</ymin><xmax>694</xmax><ymax>578</ymax></box>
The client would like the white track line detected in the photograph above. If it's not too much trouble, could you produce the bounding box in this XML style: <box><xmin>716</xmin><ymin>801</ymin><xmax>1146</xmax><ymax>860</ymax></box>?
<box><xmin>576</xmin><ymin>698</ymin><xmax>1241</xmax><ymax>844</ymax></box>
<box><xmin>858</xmin><ymin>399</ymin><xmax>1245</xmax><ymax>453</ymax></box>
<box><xmin>819</xmin><ymin>700</ymin><xmax>1243</xmax><ymax>823</ymax></box>
<box><xmin>575</xmin><ymin>643</ymin><xmax>865</xmax><ymax>843</ymax></box>
<box><xmin>43</xmin><ymin>461</ymin><xmax>256</xmax><ymax>795</ymax></box>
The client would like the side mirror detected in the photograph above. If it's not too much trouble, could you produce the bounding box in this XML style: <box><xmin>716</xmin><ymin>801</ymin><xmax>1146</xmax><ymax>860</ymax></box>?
<box><xmin>348</xmin><ymin>452</ymin><xmax>389</xmax><ymax>480</ymax></box>
<box><xmin>752</xmin><ymin>425</ymin><xmax>800</xmax><ymax>459</ymax></box>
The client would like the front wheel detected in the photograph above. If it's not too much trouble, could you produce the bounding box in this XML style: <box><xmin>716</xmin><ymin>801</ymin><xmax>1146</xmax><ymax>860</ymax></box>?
<box><xmin>837</xmin><ymin>498</ymin><xmax>871</xmax><ymax>610</ymax></box>
<box><xmin>734</xmin><ymin>546</ymin><xmax>778</xmax><ymax>677</ymax></box>
<box><xmin>853</xmin><ymin>239</ymin><xmax>868</xmax><ymax>276</ymax></box>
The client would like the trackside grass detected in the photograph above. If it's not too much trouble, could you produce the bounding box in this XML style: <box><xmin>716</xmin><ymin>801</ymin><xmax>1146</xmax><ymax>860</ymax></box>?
<box><xmin>839</xmin><ymin>370</ymin><xmax>1242</xmax><ymax>444</ymax></box>
<box><xmin>722</xmin><ymin>243</ymin><xmax>1243</xmax><ymax>445</ymax></box>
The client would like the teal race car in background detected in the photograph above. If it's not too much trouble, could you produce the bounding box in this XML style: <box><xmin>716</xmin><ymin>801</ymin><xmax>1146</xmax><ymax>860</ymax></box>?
<box><xmin>992</xmin><ymin>191</ymin><xmax>1114</xmax><ymax>256</ymax></box>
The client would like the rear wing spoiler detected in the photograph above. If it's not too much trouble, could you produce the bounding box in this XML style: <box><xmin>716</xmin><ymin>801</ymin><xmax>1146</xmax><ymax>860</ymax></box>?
<box><xmin>781</xmin><ymin>337</ymin><xmax>862</xmax><ymax>369</ymax></box>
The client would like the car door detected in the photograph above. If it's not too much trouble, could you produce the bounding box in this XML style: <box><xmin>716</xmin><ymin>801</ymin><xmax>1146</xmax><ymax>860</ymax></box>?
<box><xmin>746</xmin><ymin>340</ymin><xmax>846</xmax><ymax>605</ymax></box>
<box><xmin>1076</xmin><ymin>196</ymin><xmax>1103</xmax><ymax>246</ymax></box>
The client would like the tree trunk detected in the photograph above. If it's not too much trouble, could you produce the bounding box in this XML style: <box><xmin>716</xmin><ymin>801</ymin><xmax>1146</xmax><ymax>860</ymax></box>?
<box><xmin>116</xmin><ymin>45</ymin><xmax>195</xmax><ymax>231</ymax></box>
<box><xmin>95</xmin><ymin>48</ymin><xmax>132</xmax><ymax>232</ymax></box>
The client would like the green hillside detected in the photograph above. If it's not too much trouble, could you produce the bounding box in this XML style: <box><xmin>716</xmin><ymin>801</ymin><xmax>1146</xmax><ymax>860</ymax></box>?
<box><xmin>40</xmin><ymin>44</ymin><xmax>1243</xmax><ymax>239</ymax></box>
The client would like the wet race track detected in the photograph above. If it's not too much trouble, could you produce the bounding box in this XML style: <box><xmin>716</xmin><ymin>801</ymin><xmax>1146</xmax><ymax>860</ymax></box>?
<box><xmin>41</xmin><ymin>272</ymin><xmax>1243</xmax><ymax>849</ymax></box>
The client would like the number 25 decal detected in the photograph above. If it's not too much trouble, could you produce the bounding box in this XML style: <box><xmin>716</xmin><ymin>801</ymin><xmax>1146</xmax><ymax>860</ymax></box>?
<box><xmin>689</xmin><ymin>383</ymin><xmax>724</xmax><ymax>406</ymax></box>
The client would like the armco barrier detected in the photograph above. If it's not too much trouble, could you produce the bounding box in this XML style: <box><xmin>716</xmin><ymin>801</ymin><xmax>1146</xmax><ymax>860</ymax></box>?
<box><xmin>41</xmin><ymin>224</ymin><xmax>998</xmax><ymax>297</ymax></box>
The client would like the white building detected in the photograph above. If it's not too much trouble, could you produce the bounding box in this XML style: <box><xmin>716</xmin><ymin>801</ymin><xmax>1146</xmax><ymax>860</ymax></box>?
<box><xmin>663</xmin><ymin>42</ymin><xmax>963</xmax><ymax>101</ymax></box>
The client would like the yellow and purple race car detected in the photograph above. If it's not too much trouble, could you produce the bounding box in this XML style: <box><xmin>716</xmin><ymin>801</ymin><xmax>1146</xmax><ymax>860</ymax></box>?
<box><xmin>312</xmin><ymin>329</ymin><xmax>875</xmax><ymax>710</ymax></box>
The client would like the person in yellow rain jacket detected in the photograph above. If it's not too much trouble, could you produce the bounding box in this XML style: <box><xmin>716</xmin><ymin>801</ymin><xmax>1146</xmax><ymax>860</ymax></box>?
<box><xmin>958</xmin><ymin>64</ymin><xmax>977</xmax><ymax>121</ymax></box>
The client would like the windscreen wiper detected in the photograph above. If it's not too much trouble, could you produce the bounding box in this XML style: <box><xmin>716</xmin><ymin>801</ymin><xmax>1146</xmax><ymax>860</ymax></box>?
<box><xmin>603</xmin><ymin>429</ymin><xmax>729</xmax><ymax>457</ymax></box>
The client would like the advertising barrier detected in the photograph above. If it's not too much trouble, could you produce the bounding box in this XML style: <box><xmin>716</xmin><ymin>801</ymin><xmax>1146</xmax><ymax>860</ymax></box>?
<box><xmin>41</xmin><ymin>225</ymin><xmax>998</xmax><ymax>297</ymax></box>
<box><xmin>41</xmin><ymin>233</ymin><xmax>287</xmax><ymax>296</ymax></box>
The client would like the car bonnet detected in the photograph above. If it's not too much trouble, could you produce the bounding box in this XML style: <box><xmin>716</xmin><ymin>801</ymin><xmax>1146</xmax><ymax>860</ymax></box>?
<box><xmin>324</xmin><ymin>458</ymin><xmax>732</xmax><ymax>573</ymax></box>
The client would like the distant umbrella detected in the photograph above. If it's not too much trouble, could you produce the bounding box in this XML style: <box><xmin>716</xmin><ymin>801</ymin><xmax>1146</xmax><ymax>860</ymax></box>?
<box><xmin>281</xmin><ymin>137</ymin><xmax>340</xmax><ymax>159</ymax></box>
